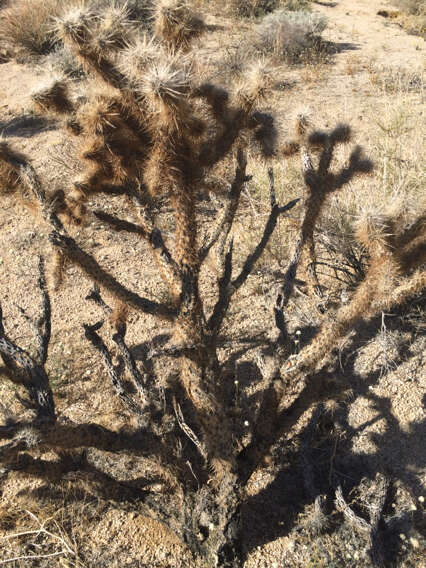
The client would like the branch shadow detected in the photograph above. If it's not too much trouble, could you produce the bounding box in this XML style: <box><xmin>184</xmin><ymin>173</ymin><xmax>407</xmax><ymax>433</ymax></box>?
<box><xmin>1</xmin><ymin>302</ymin><xmax>424</xmax><ymax>567</ymax></box>
<box><xmin>0</xmin><ymin>114</ymin><xmax>56</xmax><ymax>138</ymax></box>
<box><xmin>239</xmin><ymin>309</ymin><xmax>425</xmax><ymax>562</ymax></box>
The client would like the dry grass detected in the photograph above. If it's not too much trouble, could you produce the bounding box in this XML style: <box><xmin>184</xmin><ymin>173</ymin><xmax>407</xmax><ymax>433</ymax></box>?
<box><xmin>0</xmin><ymin>0</ymin><xmax>68</xmax><ymax>56</ymax></box>
<box><xmin>391</xmin><ymin>0</ymin><xmax>426</xmax><ymax>37</ymax></box>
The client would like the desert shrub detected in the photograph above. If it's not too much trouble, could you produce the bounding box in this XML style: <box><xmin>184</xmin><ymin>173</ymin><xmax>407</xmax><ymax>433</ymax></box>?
<box><xmin>0</xmin><ymin>0</ymin><xmax>67</xmax><ymax>56</ymax></box>
<box><xmin>391</xmin><ymin>0</ymin><xmax>426</xmax><ymax>37</ymax></box>
<box><xmin>228</xmin><ymin>0</ymin><xmax>279</xmax><ymax>18</ymax></box>
<box><xmin>281</xmin><ymin>0</ymin><xmax>311</xmax><ymax>10</ymax></box>
<box><xmin>257</xmin><ymin>9</ymin><xmax>327</xmax><ymax>62</ymax></box>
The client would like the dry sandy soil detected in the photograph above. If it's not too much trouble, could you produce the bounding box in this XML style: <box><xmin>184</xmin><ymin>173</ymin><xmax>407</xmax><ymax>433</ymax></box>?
<box><xmin>0</xmin><ymin>0</ymin><xmax>425</xmax><ymax>566</ymax></box>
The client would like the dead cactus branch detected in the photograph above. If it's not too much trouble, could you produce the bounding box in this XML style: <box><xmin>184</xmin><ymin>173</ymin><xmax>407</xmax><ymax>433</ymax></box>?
<box><xmin>0</xmin><ymin>258</ymin><xmax>55</xmax><ymax>421</ymax></box>
<box><xmin>83</xmin><ymin>321</ymin><xmax>150</xmax><ymax>417</ymax></box>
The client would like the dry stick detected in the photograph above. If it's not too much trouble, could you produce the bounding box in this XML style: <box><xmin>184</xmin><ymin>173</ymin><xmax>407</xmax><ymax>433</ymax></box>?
<box><xmin>335</xmin><ymin>485</ymin><xmax>370</xmax><ymax>532</ymax></box>
<box><xmin>35</xmin><ymin>256</ymin><xmax>51</xmax><ymax>366</ymax></box>
<box><xmin>0</xmin><ymin>304</ymin><xmax>26</xmax><ymax>383</ymax></box>
<box><xmin>0</xmin><ymin>335</ymin><xmax>55</xmax><ymax>420</ymax></box>
<box><xmin>83</xmin><ymin>321</ymin><xmax>147</xmax><ymax>416</ymax></box>
<box><xmin>0</xmin><ymin>551</ymin><xmax>71</xmax><ymax>565</ymax></box>
<box><xmin>0</xmin><ymin>510</ymin><xmax>75</xmax><ymax>565</ymax></box>
<box><xmin>173</xmin><ymin>397</ymin><xmax>208</xmax><ymax>461</ymax></box>
<box><xmin>335</xmin><ymin>476</ymin><xmax>390</xmax><ymax>568</ymax></box>
<box><xmin>49</xmin><ymin>231</ymin><xmax>175</xmax><ymax>319</ymax></box>
<box><xmin>86</xmin><ymin>285</ymin><xmax>151</xmax><ymax>400</ymax></box>
<box><xmin>112</xmin><ymin>332</ymin><xmax>151</xmax><ymax>402</ymax></box>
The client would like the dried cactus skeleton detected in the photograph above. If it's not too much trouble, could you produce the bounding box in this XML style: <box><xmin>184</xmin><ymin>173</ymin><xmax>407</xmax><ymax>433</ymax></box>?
<box><xmin>0</xmin><ymin>1</ymin><xmax>425</xmax><ymax>566</ymax></box>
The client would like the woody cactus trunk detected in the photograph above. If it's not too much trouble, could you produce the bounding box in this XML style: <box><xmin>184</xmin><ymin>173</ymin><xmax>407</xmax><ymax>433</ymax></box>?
<box><xmin>0</xmin><ymin>1</ymin><xmax>425</xmax><ymax>567</ymax></box>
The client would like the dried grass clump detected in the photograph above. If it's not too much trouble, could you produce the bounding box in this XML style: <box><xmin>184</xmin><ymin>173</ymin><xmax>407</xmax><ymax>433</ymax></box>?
<box><xmin>281</xmin><ymin>0</ymin><xmax>311</xmax><ymax>10</ymax></box>
<box><xmin>0</xmin><ymin>0</ymin><xmax>68</xmax><ymax>56</ymax></box>
<box><xmin>229</xmin><ymin>0</ymin><xmax>279</xmax><ymax>18</ymax></box>
<box><xmin>257</xmin><ymin>9</ymin><xmax>328</xmax><ymax>62</ymax></box>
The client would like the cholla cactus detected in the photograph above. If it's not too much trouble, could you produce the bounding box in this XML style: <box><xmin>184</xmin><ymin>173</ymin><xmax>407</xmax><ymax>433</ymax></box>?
<box><xmin>0</xmin><ymin>1</ymin><xmax>424</xmax><ymax>567</ymax></box>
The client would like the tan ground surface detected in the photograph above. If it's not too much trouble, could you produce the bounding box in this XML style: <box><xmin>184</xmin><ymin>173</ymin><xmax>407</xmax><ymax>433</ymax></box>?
<box><xmin>0</xmin><ymin>0</ymin><xmax>424</xmax><ymax>566</ymax></box>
